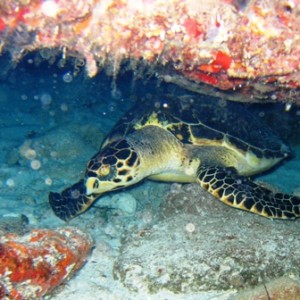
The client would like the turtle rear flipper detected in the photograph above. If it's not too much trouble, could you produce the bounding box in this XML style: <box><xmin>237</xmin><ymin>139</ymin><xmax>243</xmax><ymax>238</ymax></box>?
<box><xmin>197</xmin><ymin>166</ymin><xmax>300</xmax><ymax>219</ymax></box>
<box><xmin>49</xmin><ymin>180</ymin><xmax>96</xmax><ymax>221</ymax></box>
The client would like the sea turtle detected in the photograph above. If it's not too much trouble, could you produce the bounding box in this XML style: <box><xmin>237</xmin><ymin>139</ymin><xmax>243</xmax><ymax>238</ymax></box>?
<box><xmin>49</xmin><ymin>94</ymin><xmax>300</xmax><ymax>221</ymax></box>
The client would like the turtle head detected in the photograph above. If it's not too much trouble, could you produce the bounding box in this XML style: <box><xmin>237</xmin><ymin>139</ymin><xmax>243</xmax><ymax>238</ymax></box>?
<box><xmin>85</xmin><ymin>139</ymin><xmax>140</xmax><ymax>195</ymax></box>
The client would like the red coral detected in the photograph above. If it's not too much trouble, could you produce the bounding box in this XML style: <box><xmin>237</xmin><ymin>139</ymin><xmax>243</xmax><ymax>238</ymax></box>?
<box><xmin>185</xmin><ymin>71</ymin><xmax>219</xmax><ymax>85</ymax></box>
<box><xmin>199</xmin><ymin>51</ymin><xmax>232</xmax><ymax>74</ymax></box>
<box><xmin>0</xmin><ymin>228</ymin><xmax>93</xmax><ymax>299</ymax></box>
<box><xmin>213</xmin><ymin>51</ymin><xmax>232</xmax><ymax>70</ymax></box>
<box><xmin>199</xmin><ymin>64</ymin><xmax>223</xmax><ymax>74</ymax></box>
<box><xmin>0</xmin><ymin>18</ymin><xmax>6</xmax><ymax>31</ymax></box>
<box><xmin>184</xmin><ymin>18</ymin><xmax>203</xmax><ymax>38</ymax></box>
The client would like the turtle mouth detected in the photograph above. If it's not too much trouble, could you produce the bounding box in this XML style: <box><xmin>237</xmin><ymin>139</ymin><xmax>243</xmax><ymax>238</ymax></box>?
<box><xmin>85</xmin><ymin>176</ymin><xmax>123</xmax><ymax>195</ymax></box>
<box><xmin>85</xmin><ymin>176</ymin><xmax>99</xmax><ymax>195</ymax></box>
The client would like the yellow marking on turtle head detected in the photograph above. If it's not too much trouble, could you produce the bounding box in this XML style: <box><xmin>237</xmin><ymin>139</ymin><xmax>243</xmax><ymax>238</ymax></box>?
<box><xmin>98</xmin><ymin>165</ymin><xmax>110</xmax><ymax>177</ymax></box>
<box><xmin>86</xmin><ymin>177</ymin><xmax>99</xmax><ymax>195</ymax></box>
<box><xmin>85</xmin><ymin>176</ymin><xmax>123</xmax><ymax>195</ymax></box>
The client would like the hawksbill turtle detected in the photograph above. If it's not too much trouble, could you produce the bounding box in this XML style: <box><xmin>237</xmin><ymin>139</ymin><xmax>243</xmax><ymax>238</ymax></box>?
<box><xmin>49</xmin><ymin>95</ymin><xmax>300</xmax><ymax>221</ymax></box>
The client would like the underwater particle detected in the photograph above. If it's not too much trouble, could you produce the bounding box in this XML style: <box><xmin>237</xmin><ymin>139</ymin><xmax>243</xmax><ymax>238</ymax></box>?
<box><xmin>30</xmin><ymin>159</ymin><xmax>41</xmax><ymax>170</ymax></box>
<box><xmin>40</xmin><ymin>49</ymin><xmax>53</xmax><ymax>60</ymax></box>
<box><xmin>21</xmin><ymin>94</ymin><xmax>28</xmax><ymax>101</ymax></box>
<box><xmin>6</xmin><ymin>178</ymin><xmax>15</xmax><ymax>187</ymax></box>
<box><xmin>19</xmin><ymin>141</ymin><xmax>34</xmax><ymax>159</ymax></box>
<box><xmin>154</xmin><ymin>101</ymin><xmax>161</xmax><ymax>108</ymax></box>
<box><xmin>40</xmin><ymin>93</ymin><xmax>52</xmax><ymax>106</ymax></box>
<box><xmin>23</xmin><ymin>148</ymin><xmax>37</xmax><ymax>160</ymax></box>
<box><xmin>185</xmin><ymin>222</ymin><xmax>196</xmax><ymax>233</ymax></box>
<box><xmin>108</xmin><ymin>102</ymin><xmax>117</xmax><ymax>112</ymax></box>
<box><xmin>62</xmin><ymin>72</ymin><xmax>73</xmax><ymax>83</ymax></box>
<box><xmin>45</xmin><ymin>177</ymin><xmax>52</xmax><ymax>186</ymax></box>
<box><xmin>285</xmin><ymin>102</ymin><xmax>292</xmax><ymax>111</ymax></box>
<box><xmin>60</xmin><ymin>103</ymin><xmax>68</xmax><ymax>112</ymax></box>
<box><xmin>41</xmin><ymin>0</ymin><xmax>59</xmax><ymax>18</ymax></box>
<box><xmin>50</xmin><ymin>151</ymin><xmax>58</xmax><ymax>158</ymax></box>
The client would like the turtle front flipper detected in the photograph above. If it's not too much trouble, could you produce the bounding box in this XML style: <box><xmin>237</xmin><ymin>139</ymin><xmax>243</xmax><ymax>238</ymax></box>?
<box><xmin>49</xmin><ymin>180</ymin><xmax>96</xmax><ymax>221</ymax></box>
<box><xmin>197</xmin><ymin>166</ymin><xmax>300</xmax><ymax>219</ymax></box>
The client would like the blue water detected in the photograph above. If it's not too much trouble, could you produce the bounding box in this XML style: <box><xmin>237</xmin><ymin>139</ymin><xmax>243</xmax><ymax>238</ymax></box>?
<box><xmin>0</xmin><ymin>52</ymin><xmax>300</xmax><ymax>222</ymax></box>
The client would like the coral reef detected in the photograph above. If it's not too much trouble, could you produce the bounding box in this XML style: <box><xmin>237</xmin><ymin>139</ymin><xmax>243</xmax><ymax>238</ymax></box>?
<box><xmin>1</xmin><ymin>1</ymin><xmax>300</xmax><ymax>102</ymax></box>
<box><xmin>0</xmin><ymin>227</ymin><xmax>93</xmax><ymax>299</ymax></box>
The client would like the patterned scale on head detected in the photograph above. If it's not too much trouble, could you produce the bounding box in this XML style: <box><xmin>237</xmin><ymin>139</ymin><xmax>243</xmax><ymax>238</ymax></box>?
<box><xmin>85</xmin><ymin>139</ymin><xmax>141</xmax><ymax>195</ymax></box>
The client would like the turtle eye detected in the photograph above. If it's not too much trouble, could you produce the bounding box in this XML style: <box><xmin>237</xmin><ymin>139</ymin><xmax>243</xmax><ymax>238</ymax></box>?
<box><xmin>99</xmin><ymin>164</ymin><xmax>110</xmax><ymax>176</ymax></box>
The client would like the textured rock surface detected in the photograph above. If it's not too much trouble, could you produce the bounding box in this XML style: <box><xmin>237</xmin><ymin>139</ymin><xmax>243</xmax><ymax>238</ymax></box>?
<box><xmin>232</xmin><ymin>276</ymin><xmax>300</xmax><ymax>300</ymax></box>
<box><xmin>0</xmin><ymin>214</ymin><xmax>29</xmax><ymax>235</ymax></box>
<box><xmin>3</xmin><ymin>1</ymin><xmax>300</xmax><ymax>102</ymax></box>
<box><xmin>0</xmin><ymin>227</ymin><xmax>93</xmax><ymax>299</ymax></box>
<box><xmin>114</xmin><ymin>183</ymin><xmax>300</xmax><ymax>294</ymax></box>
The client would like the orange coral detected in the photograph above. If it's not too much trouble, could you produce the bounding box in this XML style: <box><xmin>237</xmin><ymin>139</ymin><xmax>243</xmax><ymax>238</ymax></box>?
<box><xmin>0</xmin><ymin>227</ymin><xmax>93</xmax><ymax>299</ymax></box>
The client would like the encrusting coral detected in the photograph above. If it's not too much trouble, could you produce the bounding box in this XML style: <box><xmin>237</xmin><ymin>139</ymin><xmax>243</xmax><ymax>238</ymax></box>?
<box><xmin>0</xmin><ymin>227</ymin><xmax>93</xmax><ymax>299</ymax></box>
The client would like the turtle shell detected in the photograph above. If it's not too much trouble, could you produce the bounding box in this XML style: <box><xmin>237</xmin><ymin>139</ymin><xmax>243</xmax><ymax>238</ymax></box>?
<box><xmin>105</xmin><ymin>94</ymin><xmax>290</xmax><ymax>160</ymax></box>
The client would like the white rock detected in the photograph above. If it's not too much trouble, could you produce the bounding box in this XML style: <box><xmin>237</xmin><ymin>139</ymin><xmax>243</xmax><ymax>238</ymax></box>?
<box><xmin>112</xmin><ymin>193</ymin><xmax>137</xmax><ymax>215</ymax></box>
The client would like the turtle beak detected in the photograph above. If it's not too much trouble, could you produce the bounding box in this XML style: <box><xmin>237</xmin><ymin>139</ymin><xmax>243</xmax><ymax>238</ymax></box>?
<box><xmin>85</xmin><ymin>177</ymin><xmax>120</xmax><ymax>195</ymax></box>
<box><xmin>85</xmin><ymin>177</ymin><xmax>99</xmax><ymax>195</ymax></box>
